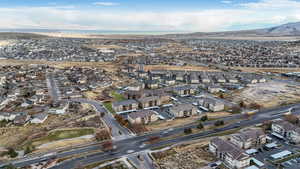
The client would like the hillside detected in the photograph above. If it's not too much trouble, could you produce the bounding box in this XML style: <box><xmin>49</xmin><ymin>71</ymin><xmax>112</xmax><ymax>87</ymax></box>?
<box><xmin>0</xmin><ymin>32</ymin><xmax>49</xmax><ymax>40</ymax></box>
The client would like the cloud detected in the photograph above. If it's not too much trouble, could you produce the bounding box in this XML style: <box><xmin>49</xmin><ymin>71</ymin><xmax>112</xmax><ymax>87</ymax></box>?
<box><xmin>0</xmin><ymin>1</ymin><xmax>299</xmax><ymax>32</ymax></box>
<box><xmin>240</xmin><ymin>0</ymin><xmax>300</xmax><ymax>9</ymax></box>
<box><xmin>221</xmin><ymin>0</ymin><xmax>232</xmax><ymax>4</ymax></box>
<box><xmin>93</xmin><ymin>2</ymin><xmax>120</xmax><ymax>6</ymax></box>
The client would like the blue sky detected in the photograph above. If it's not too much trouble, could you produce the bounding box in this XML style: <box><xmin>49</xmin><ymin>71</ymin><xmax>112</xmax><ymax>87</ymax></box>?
<box><xmin>0</xmin><ymin>0</ymin><xmax>300</xmax><ymax>32</ymax></box>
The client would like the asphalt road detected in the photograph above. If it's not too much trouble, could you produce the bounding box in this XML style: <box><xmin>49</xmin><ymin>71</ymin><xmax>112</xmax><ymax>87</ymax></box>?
<box><xmin>3</xmin><ymin>103</ymin><xmax>300</xmax><ymax>169</ymax></box>
<box><xmin>70</xmin><ymin>98</ymin><xmax>133</xmax><ymax>140</ymax></box>
<box><xmin>46</xmin><ymin>73</ymin><xmax>60</xmax><ymax>102</ymax></box>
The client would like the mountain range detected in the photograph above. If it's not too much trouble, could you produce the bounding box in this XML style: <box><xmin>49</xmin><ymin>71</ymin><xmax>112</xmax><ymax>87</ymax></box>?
<box><xmin>164</xmin><ymin>22</ymin><xmax>300</xmax><ymax>38</ymax></box>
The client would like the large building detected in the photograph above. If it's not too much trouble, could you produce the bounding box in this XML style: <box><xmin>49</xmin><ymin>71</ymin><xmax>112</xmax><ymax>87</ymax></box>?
<box><xmin>128</xmin><ymin>110</ymin><xmax>159</xmax><ymax>125</ymax></box>
<box><xmin>230</xmin><ymin>128</ymin><xmax>267</xmax><ymax>149</ymax></box>
<box><xmin>272</xmin><ymin>119</ymin><xmax>300</xmax><ymax>144</ymax></box>
<box><xmin>169</xmin><ymin>103</ymin><xmax>197</xmax><ymax>118</ymax></box>
<box><xmin>209</xmin><ymin>137</ymin><xmax>251</xmax><ymax>169</ymax></box>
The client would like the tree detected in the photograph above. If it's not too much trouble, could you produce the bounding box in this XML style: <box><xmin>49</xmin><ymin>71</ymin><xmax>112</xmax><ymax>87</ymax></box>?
<box><xmin>3</xmin><ymin>164</ymin><xmax>17</xmax><ymax>169</ymax></box>
<box><xmin>24</xmin><ymin>144</ymin><xmax>36</xmax><ymax>155</ymax></box>
<box><xmin>148</xmin><ymin>136</ymin><xmax>160</xmax><ymax>144</ymax></box>
<box><xmin>239</xmin><ymin>101</ymin><xmax>246</xmax><ymax>108</ymax></box>
<box><xmin>249</xmin><ymin>103</ymin><xmax>263</xmax><ymax>110</ymax></box>
<box><xmin>214</xmin><ymin>120</ymin><xmax>225</xmax><ymax>127</ymax></box>
<box><xmin>7</xmin><ymin>148</ymin><xmax>18</xmax><ymax>158</ymax></box>
<box><xmin>231</xmin><ymin>106</ymin><xmax>242</xmax><ymax>114</ymax></box>
<box><xmin>102</xmin><ymin>141</ymin><xmax>113</xmax><ymax>152</ymax></box>
<box><xmin>95</xmin><ymin>130</ymin><xmax>111</xmax><ymax>141</ymax></box>
<box><xmin>285</xmin><ymin>114</ymin><xmax>299</xmax><ymax>125</ymax></box>
<box><xmin>197</xmin><ymin>122</ymin><xmax>204</xmax><ymax>129</ymax></box>
<box><xmin>200</xmin><ymin>115</ymin><xmax>208</xmax><ymax>121</ymax></box>
<box><xmin>184</xmin><ymin>128</ymin><xmax>192</xmax><ymax>134</ymax></box>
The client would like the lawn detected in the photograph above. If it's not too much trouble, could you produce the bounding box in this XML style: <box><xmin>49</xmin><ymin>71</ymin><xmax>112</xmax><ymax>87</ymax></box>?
<box><xmin>111</xmin><ymin>91</ymin><xmax>125</xmax><ymax>101</ymax></box>
<box><xmin>103</xmin><ymin>102</ymin><xmax>116</xmax><ymax>114</ymax></box>
<box><xmin>31</xmin><ymin>128</ymin><xmax>95</xmax><ymax>146</ymax></box>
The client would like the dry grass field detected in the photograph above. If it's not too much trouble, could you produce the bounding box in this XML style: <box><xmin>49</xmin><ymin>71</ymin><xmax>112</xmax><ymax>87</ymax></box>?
<box><xmin>231</xmin><ymin>67</ymin><xmax>300</xmax><ymax>73</ymax></box>
<box><xmin>229</xmin><ymin>80</ymin><xmax>300</xmax><ymax>108</ymax></box>
<box><xmin>0</xmin><ymin>59</ymin><xmax>118</xmax><ymax>72</ymax></box>
<box><xmin>143</xmin><ymin>65</ymin><xmax>218</xmax><ymax>72</ymax></box>
<box><xmin>153</xmin><ymin>138</ymin><xmax>215</xmax><ymax>169</ymax></box>
<box><xmin>0</xmin><ymin>40</ymin><xmax>13</xmax><ymax>47</ymax></box>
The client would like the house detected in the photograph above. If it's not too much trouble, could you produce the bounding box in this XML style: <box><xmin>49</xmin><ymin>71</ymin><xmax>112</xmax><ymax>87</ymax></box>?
<box><xmin>189</xmin><ymin>72</ymin><xmax>200</xmax><ymax>84</ymax></box>
<box><xmin>144</xmin><ymin>80</ymin><xmax>159</xmax><ymax>89</ymax></box>
<box><xmin>14</xmin><ymin>114</ymin><xmax>31</xmax><ymax>125</ymax></box>
<box><xmin>112</xmin><ymin>99</ymin><xmax>139</xmax><ymax>112</ymax></box>
<box><xmin>138</xmin><ymin>96</ymin><xmax>162</xmax><ymax>108</ymax></box>
<box><xmin>207</xmin><ymin>85</ymin><xmax>222</xmax><ymax>93</ymax></box>
<box><xmin>31</xmin><ymin>113</ymin><xmax>48</xmax><ymax>124</ymax></box>
<box><xmin>230</xmin><ymin>128</ymin><xmax>267</xmax><ymax>149</ymax></box>
<box><xmin>164</xmin><ymin>77</ymin><xmax>176</xmax><ymax>86</ymax></box>
<box><xmin>0</xmin><ymin>112</ymin><xmax>25</xmax><ymax>121</ymax></box>
<box><xmin>225</xmin><ymin>75</ymin><xmax>239</xmax><ymax>83</ymax></box>
<box><xmin>48</xmin><ymin>103</ymin><xmax>69</xmax><ymax>115</ymax></box>
<box><xmin>124</xmin><ymin>90</ymin><xmax>146</xmax><ymax>100</ymax></box>
<box><xmin>173</xmin><ymin>85</ymin><xmax>196</xmax><ymax>96</ymax></box>
<box><xmin>200</xmin><ymin>73</ymin><xmax>211</xmax><ymax>83</ymax></box>
<box><xmin>128</xmin><ymin>110</ymin><xmax>159</xmax><ymax>124</ymax></box>
<box><xmin>198</xmin><ymin>97</ymin><xmax>224</xmax><ymax>112</ymax></box>
<box><xmin>209</xmin><ymin>137</ymin><xmax>251</xmax><ymax>169</ymax></box>
<box><xmin>272</xmin><ymin>119</ymin><xmax>300</xmax><ymax>143</ymax></box>
<box><xmin>169</xmin><ymin>103</ymin><xmax>197</xmax><ymax>118</ymax></box>
<box><xmin>214</xmin><ymin>74</ymin><xmax>226</xmax><ymax>83</ymax></box>
<box><xmin>175</xmin><ymin>72</ymin><xmax>186</xmax><ymax>81</ymax></box>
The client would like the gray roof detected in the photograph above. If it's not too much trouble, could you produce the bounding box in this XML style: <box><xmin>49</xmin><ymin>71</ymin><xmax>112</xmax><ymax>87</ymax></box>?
<box><xmin>112</xmin><ymin>99</ymin><xmax>138</xmax><ymax>107</ymax></box>
<box><xmin>170</xmin><ymin>103</ymin><xmax>195</xmax><ymax>112</ymax></box>
<box><xmin>32</xmin><ymin>113</ymin><xmax>48</xmax><ymax>120</ymax></box>
<box><xmin>128</xmin><ymin>110</ymin><xmax>156</xmax><ymax>119</ymax></box>
<box><xmin>231</xmin><ymin>128</ymin><xmax>265</xmax><ymax>142</ymax></box>
<box><xmin>137</xmin><ymin>96</ymin><xmax>160</xmax><ymax>103</ymax></box>
<box><xmin>211</xmin><ymin>137</ymin><xmax>249</xmax><ymax>160</ymax></box>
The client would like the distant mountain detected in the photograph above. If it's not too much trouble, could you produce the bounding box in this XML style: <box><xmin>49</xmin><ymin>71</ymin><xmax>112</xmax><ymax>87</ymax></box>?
<box><xmin>163</xmin><ymin>22</ymin><xmax>300</xmax><ymax>38</ymax></box>
<box><xmin>0</xmin><ymin>32</ymin><xmax>49</xmax><ymax>40</ymax></box>
<box><xmin>261</xmin><ymin>22</ymin><xmax>300</xmax><ymax>36</ymax></box>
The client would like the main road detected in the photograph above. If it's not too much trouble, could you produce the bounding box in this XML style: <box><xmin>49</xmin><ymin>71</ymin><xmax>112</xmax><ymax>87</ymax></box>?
<box><xmin>2</xmin><ymin>103</ymin><xmax>300</xmax><ymax>169</ymax></box>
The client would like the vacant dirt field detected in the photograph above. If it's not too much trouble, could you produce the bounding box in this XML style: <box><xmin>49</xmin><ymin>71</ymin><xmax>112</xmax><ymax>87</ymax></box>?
<box><xmin>231</xmin><ymin>67</ymin><xmax>300</xmax><ymax>73</ymax></box>
<box><xmin>0</xmin><ymin>59</ymin><xmax>118</xmax><ymax>72</ymax></box>
<box><xmin>0</xmin><ymin>40</ymin><xmax>12</xmax><ymax>47</ymax></box>
<box><xmin>146</xmin><ymin>116</ymin><xmax>200</xmax><ymax>131</ymax></box>
<box><xmin>153</xmin><ymin>138</ymin><xmax>215</xmax><ymax>169</ymax></box>
<box><xmin>143</xmin><ymin>65</ymin><xmax>218</xmax><ymax>72</ymax></box>
<box><xmin>230</xmin><ymin>80</ymin><xmax>300</xmax><ymax>108</ymax></box>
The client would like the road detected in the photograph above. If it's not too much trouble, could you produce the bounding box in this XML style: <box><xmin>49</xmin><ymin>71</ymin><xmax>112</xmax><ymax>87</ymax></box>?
<box><xmin>46</xmin><ymin>73</ymin><xmax>61</xmax><ymax>102</ymax></box>
<box><xmin>70</xmin><ymin>98</ymin><xmax>133</xmax><ymax>140</ymax></box>
<box><xmin>46</xmin><ymin>74</ymin><xmax>151</xmax><ymax>168</ymax></box>
<box><xmin>2</xmin><ymin>103</ymin><xmax>300</xmax><ymax>169</ymax></box>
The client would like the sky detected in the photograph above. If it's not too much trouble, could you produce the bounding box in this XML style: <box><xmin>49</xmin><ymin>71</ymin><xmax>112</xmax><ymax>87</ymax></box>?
<box><xmin>0</xmin><ymin>0</ymin><xmax>300</xmax><ymax>32</ymax></box>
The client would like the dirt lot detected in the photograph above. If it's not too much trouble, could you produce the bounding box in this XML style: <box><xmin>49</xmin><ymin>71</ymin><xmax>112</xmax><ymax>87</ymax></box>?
<box><xmin>146</xmin><ymin>116</ymin><xmax>200</xmax><ymax>131</ymax></box>
<box><xmin>229</xmin><ymin>80</ymin><xmax>300</xmax><ymax>108</ymax></box>
<box><xmin>0</xmin><ymin>59</ymin><xmax>118</xmax><ymax>72</ymax></box>
<box><xmin>143</xmin><ymin>65</ymin><xmax>218</xmax><ymax>72</ymax></box>
<box><xmin>231</xmin><ymin>67</ymin><xmax>300</xmax><ymax>73</ymax></box>
<box><xmin>153</xmin><ymin>138</ymin><xmax>215</xmax><ymax>169</ymax></box>
<box><xmin>0</xmin><ymin>41</ymin><xmax>11</xmax><ymax>47</ymax></box>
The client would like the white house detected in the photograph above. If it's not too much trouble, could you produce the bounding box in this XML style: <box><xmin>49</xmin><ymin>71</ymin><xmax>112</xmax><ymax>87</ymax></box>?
<box><xmin>31</xmin><ymin>113</ymin><xmax>48</xmax><ymax>124</ymax></box>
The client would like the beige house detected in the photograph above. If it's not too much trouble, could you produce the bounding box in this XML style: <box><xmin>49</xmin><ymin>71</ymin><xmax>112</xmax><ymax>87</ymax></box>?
<box><xmin>112</xmin><ymin>99</ymin><xmax>139</xmax><ymax>112</ymax></box>
<box><xmin>272</xmin><ymin>119</ymin><xmax>300</xmax><ymax>143</ymax></box>
<box><xmin>198</xmin><ymin>97</ymin><xmax>224</xmax><ymax>112</ymax></box>
<box><xmin>128</xmin><ymin>110</ymin><xmax>159</xmax><ymax>124</ymax></box>
<box><xmin>230</xmin><ymin>128</ymin><xmax>266</xmax><ymax>149</ymax></box>
<box><xmin>209</xmin><ymin>137</ymin><xmax>250</xmax><ymax>169</ymax></box>
<box><xmin>169</xmin><ymin>104</ymin><xmax>197</xmax><ymax>118</ymax></box>
<box><xmin>138</xmin><ymin>96</ymin><xmax>162</xmax><ymax>108</ymax></box>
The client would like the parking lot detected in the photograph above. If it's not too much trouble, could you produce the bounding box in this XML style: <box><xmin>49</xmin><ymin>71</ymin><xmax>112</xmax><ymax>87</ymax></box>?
<box><xmin>252</xmin><ymin>134</ymin><xmax>300</xmax><ymax>169</ymax></box>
